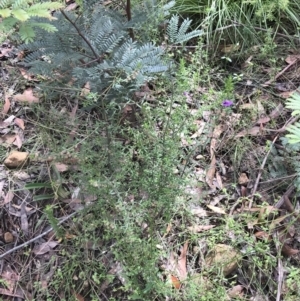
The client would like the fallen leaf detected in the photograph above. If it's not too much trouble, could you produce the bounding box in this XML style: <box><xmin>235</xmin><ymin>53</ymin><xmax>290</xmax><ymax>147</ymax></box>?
<box><xmin>190</xmin><ymin>207</ymin><xmax>208</xmax><ymax>217</ymax></box>
<box><xmin>281</xmin><ymin>244</ymin><xmax>299</xmax><ymax>257</ymax></box>
<box><xmin>285</xmin><ymin>54</ymin><xmax>300</xmax><ymax>64</ymax></box>
<box><xmin>227</xmin><ymin>285</ymin><xmax>244</xmax><ymax>298</ymax></box>
<box><xmin>235</xmin><ymin>126</ymin><xmax>262</xmax><ymax>138</ymax></box>
<box><xmin>33</xmin><ymin>241</ymin><xmax>59</xmax><ymax>255</ymax></box>
<box><xmin>13</xmin><ymin>134</ymin><xmax>23</xmax><ymax>148</ymax></box>
<box><xmin>19</xmin><ymin>68</ymin><xmax>36</xmax><ymax>81</ymax></box>
<box><xmin>187</xmin><ymin>225</ymin><xmax>215</xmax><ymax>233</ymax></box>
<box><xmin>207</xmin><ymin>205</ymin><xmax>226</xmax><ymax>214</ymax></box>
<box><xmin>80</xmin><ymin>82</ymin><xmax>90</xmax><ymax>97</ymax></box>
<box><xmin>205</xmin><ymin>244</ymin><xmax>241</xmax><ymax>276</ymax></box>
<box><xmin>0</xmin><ymin>134</ymin><xmax>16</xmax><ymax>145</ymax></box>
<box><xmin>14</xmin><ymin>88</ymin><xmax>39</xmax><ymax>103</ymax></box>
<box><xmin>54</xmin><ymin>162</ymin><xmax>69</xmax><ymax>172</ymax></box>
<box><xmin>169</xmin><ymin>274</ymin><xmax>181</xmax><ymax>289</ymax></box>
<box><xmin>2</xmin><ymin>191</ymin><xmax>14</xmax><ymax>205</ymax></box>
<box><xmin>2</xmin><ymin>96</ymin><xmax>10</xmax><ymax>115</ymax></box>
<box><xmin>4</xmin><ymin>151</ymin><xmax>29</xmax><ymax>168</ymax></box>
<box><xmin>4</xmin><ymin>232</ymin><xmax>14</xmax><ymax>243</ymax></box>
<box><xmin>14</xmin><ymin>118</ymin><xmax>25</xmax><ymax>130</ymax></box>
<box><xmin>177</xmin><ymin>241</ymin><xmax>188</xmax><ymax>280</ymax></box>
<box><xmin>255</xmin><ymin>231</ymin><xmax>271</xmax><ymax>241</ymax></box>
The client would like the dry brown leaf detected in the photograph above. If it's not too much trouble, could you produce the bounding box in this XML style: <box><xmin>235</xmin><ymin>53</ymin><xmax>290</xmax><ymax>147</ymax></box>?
<box><xmin>227</xmin><ymin>285</ymin><xmax>244</xmax><ymax>298</ymax></box>
<box><xmin>2</xmin><ymin>191</ymin><xmax>14</xmax><ymax>205</ymax></box>
<box><xmin>4</xmin><ymin>232</ymin><xmax>14</xmax><ymax>243</ymax></box>
<box><xmin>14</xmin><ymin>118</ymin><xmax>25</xmax><ymax>130</ymax></box>
<box><xmin>177</xmin><ymin>241</ymin><xmax>188</xmax><ymax>280</ymax></box>
<box><xmin>14</xmin><ymin>88</ymin><xmax>39</xmax><ymax>103</ymax></box>
<box><xmin>54</xmin><ymin>162</ymin><xmax>69</xmax><ymax>172</ymax></box>
<box><xmin>13</xmin><ymin>133</ymin><xmax>23</xmax><ymax>149</ymax></box>
<box><xmin>0</xmin><ymin>134</ymin><xmax>16</xmax><ymax>145</ymax></box>
<box><xmin>281</xmin><ymin>244</ymin><xmax>299</xmax><ymax>257</ymax></box>
<box><xmin>279</xmin><ymin>90</ymin><xmax>295</xmax><ymax>99</ymax></box>
<box><xmin>19</xmin><ymin>68</ymin><xmax>37</xmax><ymax>81</ymax></box>
<box><xmin>169</xmin><ymin>274</ymin><xmax>181</xmax><ymax>289</ymax></box>
<box><xmin>187</xmin><ymin>225</ymin><xmax>215</xmax><ymax>233</ymax></box>
<box><xmin>285</xmin><ymin>54</ymin><xmax>300</xmax><ymax>64</ymax></box>
<box><xmin>190</xmin><ymin>207</ymin><xmax>208</xmax><ymax>217</ymax></box>
<box><xmin>33</xmin><ymin>241</ymin><xmax>59</xmax><ymax>255</ymax></box>
<box><xmin>4</xmin><ymin>151</ymin><xmax>29</xmax><ymax>168</ymax></box>
<box><xmin>255</xmin><ymin>231</ymin><xmax>271</xmax><ymax>241</ymax></box>
<box><xmin>216</xmin><ymin>171</ymin><xmax>223</xmax><ymax>189</ymax></box>
<box><xmin>2</xmin><ymin>96</ymin><xmax>10</xmax><ymax>115</ymax></box>
<box><xmin>235</xmin><ymin>126</ymin><xmax>262</xmax><ymax>138</ymax></box>
<box><xmin>80</xmin><ymin>82</ymin><xmax>90</xmax><ymax>97</ymax></box>
<box><xmin>269</xmin><ymin>103</ymin><xmax>284</xmax><ymax>118</ymax></box>
<box><xmin>206</xmin><ymin>155</ymin><xmax>216</xmax><ymax>189</ymax></box>
<box><xmin>207</xmin><ymin>205</ymin><xmax>226</xmax><ymax>214</ymax></box>
<box><xmin>74</xmin><ymin>292</ymin><xmax>85</xmax><ymax>301</ymax></box>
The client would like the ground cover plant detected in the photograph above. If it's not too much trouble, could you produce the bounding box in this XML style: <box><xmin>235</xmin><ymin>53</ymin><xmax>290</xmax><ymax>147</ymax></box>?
<box><xmin>1</xmin><ymin>0</ymin><xmax>300</xmax><ymax>300</ymax></box>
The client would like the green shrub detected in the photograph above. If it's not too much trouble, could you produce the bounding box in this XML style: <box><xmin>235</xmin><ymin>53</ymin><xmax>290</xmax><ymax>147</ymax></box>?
<box><xmin>0</xmin><ymin>0</ymin><xmax>63</xmax><ymax>43</ymax></box>
<box><xmin>19</xmin><ymin>1</ymin><xmax>202</xmax><ymax>103</ymax></box>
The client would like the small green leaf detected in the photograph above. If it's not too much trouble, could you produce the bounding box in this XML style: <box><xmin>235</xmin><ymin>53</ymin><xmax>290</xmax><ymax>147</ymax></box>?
<box><xmin>12</xmin><ymin>8</ymin><xmax>29</xmax><ymax>21</ymax></box>
<box><xmin>19</xmin><ymin>23</ymin><xmax>35</xmax><ymax>42</ymax></box>
<box><xmin>33</xmin><ymin>194</ymin><xmax>55</xmax><ymax>201</ymax></box>
<box><xmin>25</xmin><ymin>182</ymin><xmax>53</xmax><ymax>189</ymax></box>
<box><xmin>0</xmin><ymin>8</ymin><xmax>12</xmax><ymax>18</ymax></box>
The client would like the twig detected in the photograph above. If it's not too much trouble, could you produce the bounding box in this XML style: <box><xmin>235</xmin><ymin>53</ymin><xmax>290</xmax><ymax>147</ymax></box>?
<box><xmin>249</xmin><ymin>135</ymin><xmax>279</xmax><ymax>208</ymax></box>
<box><xmin>60</xmin><ymin>10</ymin><xmax>100</xmax><ymax>61</ymax></box>
<box><xmin>263</xmin><ymin>57</ymin><xmax>300</xmax><ymax>86</ymax></box>
<box><xmin>273</xmin><ymin>232</ymin><xmax>284</xmax><ymax>301</ymax></box>
<box><xmin>0</xmin><ymin>211</ymin><xmax>78</xmax><ymax>259</ymax></box>
<box><xmin>274</xmin><ymin>185</ymin><xmax>295</xmax><ymax>209</ymax></box>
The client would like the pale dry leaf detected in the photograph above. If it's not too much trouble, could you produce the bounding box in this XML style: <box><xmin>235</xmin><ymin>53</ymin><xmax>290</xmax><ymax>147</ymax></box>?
<box><xmin>227</xmin><ymin>284</ymin><xmax>244</xmax><ymax>298</ymax></box>
<box><xmin>269</xmin><ymin>103</ymin><xmax>284</xmax><ymax>118</ymax></box>
<box><xmin>4</xmin><ymin>115</ymin><xmax>15</xmax><ymax>124</ymax></box>
<box><xmin>216</xmin><ymin>171</ymin><xmax>223</xmax><ymax>189</ymax></box>
<box><xmin>187</xmin><ymin>225</ymin><xmax>215</xmax><ymax>233</ymax></box>
<box><xmin>190</xmin><ymin>206</ymin><xmax>208</xmax><ymax>217</ymax></box>
<box><xmin>4</xmin><ymin>151</ymin><xmax>29</xmax><ymax>168</ymax></box>
<box><xmin>2</xmin><ymin>96</ymin><xmax>10</xmax><ymax>115</ymax></box>
<box><xmin>3</xmin><ymin>191</ymin><xmax>14</xmax><ymax>205</ymax></box>
<box><xmin>19</xmin><ymin>68</ymin><xmax>36</xmax><ymax>80</ymax></box>
<box><xmin>281</xmin><ymin>244</ymin><xmax>299</xmax><ymax>257</ymax></box>
<box><xmin>279</xmin><ymin>90</ymin><xmax>295</xmax><ymax>99</ymax></box>
<box><xmin>54</xmin><ymin>162</ymin><xmax>69</xmax><ymax>172</ymax></box>
<box><xmin>13</xmin><ymin>134</ymin><xmax>23</xmax><ymax>149</ymax></box>
<box><xmin>14</xmin><ymin>118</ymin><xmax>25</xmax><ymax>130</ymax></box>
<box><xmin>33</xmin><ymin>241</ymin><xmax>59</xmax><ymax>255</ymax></box>
<box><xmin>206</xmin><ymin>155</ymin><xmax>216</xmax><ymax>189</ymax></box>
<box><xmin>207</xmin><ymin>204</ymin><xmax>226</xmax><ymax>214</ymax></box>
<box><xmin>14</xmin><ymin>88</ymin><xmax>39</xmax><ymax>103</ymax></box>
<box><xmin>80</xmin><ymin>82</ymin><xmax>90</xmax><ymax>97</ymax></box>
<box><xmin>235</xmin><ymin>126</ymin><xmax>262</xmax><ymax>138</ymax></box>
<box><xmin>285</xmin><ymin>54</ymin><xmax>300</xmax><ymax>64</ymax></box>
<box><xmin>0</xmin><ymin>134</ymin><xmax>16</xmax><ymax>145</ymax></box>
<box><xmin>178</xmin><ymin>241</ymin><xmax>188</xmax><ymax>280</ymax></box>
<box><xmin>256</xmin><ymin>116</ymin><xmax>270</xmax><ymax>124</ymax></box>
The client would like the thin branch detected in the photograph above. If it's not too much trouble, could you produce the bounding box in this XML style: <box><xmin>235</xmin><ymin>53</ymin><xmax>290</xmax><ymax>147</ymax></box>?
<box><xmin>0</xmin><ymin>211</ymin><xmax>78</xmax><ymax>259</ymax></box>
<box><xmin>60</xmin><ymin>10</ymin><xmax>100</xmax><ymax>61</ymax></box>
<box><xmin>249</xmin><ymin>135</ymin><xmax>279</xmax><ymax>208</ymax></box>
<box><xmin>126</xmin><ymin>0</ymin><xmax>134</xmax><ymax>40</ymax></box>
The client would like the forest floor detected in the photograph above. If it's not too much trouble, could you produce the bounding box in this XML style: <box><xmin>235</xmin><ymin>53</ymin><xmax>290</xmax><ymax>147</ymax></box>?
<box><xmin>1</xmin><ymin>2</ymin><xmax>300</xmax><ymax>301</ymax></box>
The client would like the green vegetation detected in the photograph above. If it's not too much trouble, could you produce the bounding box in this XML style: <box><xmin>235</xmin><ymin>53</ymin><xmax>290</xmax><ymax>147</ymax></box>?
<box><xmin>1</xmin><ymin>0</ymin><xmax>300</xmax><ymax>300</ymax></box>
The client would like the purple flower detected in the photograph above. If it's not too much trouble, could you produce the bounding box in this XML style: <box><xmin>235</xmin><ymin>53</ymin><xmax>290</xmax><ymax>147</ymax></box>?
<box><xmin>222</xmin><ymin>100</ymin><xmax>234</xmax><ymax>107</ymax></box>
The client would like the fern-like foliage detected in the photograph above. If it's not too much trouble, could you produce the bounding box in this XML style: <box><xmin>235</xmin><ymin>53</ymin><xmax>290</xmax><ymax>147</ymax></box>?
<box><xmin>167</xmin><ymin>15</ymin><xmax>202</xmax><ymax>44</ymax></box>
<box><xmin>19</xmin><ymin>1</ymin><xmax>203</xmax><ymax>102</ymax></box>
<box><xmin>0</xmin><ymin>0</ymin><xmax>63</xmax><ymax>42</ymax></box>
<box><xmin>285</xmin><ymin>92</ymin><xmax>300</xmax><ymax>144</ymax></box>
